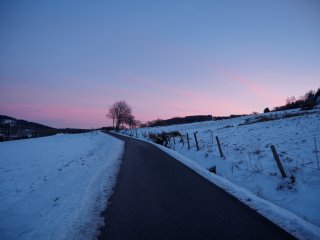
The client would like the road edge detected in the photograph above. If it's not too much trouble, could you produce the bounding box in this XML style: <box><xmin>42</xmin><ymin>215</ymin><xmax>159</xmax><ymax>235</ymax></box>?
<box><xmin>114</xmin><ymin>131</ymin><xmax>320</xmax><ymax>240</ymax></box>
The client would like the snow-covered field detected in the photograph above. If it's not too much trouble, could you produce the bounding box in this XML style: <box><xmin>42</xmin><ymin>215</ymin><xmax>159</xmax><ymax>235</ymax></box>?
<box><xmin>0</xmin><ymin>131</ymin><xmax>124</xmax><ymax>240</ymax></box>
<box><xmin>121</xmin><ymin>108</ymin><xmax>320</xmax><ymax>239</ymax></box>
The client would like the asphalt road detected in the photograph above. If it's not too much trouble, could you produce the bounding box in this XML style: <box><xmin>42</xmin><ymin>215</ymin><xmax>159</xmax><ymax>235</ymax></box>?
<box><xmin>98</xmin><ymin>132</ymin><xmax>296</xmax><ymax>240</ymax></box>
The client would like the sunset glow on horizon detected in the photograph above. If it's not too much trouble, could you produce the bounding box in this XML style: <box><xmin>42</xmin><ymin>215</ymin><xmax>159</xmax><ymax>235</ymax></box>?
<box><xmin>1</xmin><ymin>0</ymin><xmax>319</xmax><ymax>128</ymax></box>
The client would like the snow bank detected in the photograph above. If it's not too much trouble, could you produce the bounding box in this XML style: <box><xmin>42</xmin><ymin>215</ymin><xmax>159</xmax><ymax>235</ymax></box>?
<box><xmin>0</xmin><ymin>131</ymin><xmax>124</xmax><ymax>240</ymax></box>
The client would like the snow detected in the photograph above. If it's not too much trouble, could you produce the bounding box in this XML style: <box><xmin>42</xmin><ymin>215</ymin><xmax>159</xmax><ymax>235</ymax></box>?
<box><xmin>120</xmin><ymin>108</ymin><xmax>320</xmax><ymax>239</ymax></box>
<box><xmin>0</xmin><ymin>131</ymin><xmax>124</xmax><ymax>240</ymax></box>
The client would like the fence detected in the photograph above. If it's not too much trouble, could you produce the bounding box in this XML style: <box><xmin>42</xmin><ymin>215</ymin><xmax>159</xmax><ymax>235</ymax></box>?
<box><xmin>120</xmin><ymin>127</ymin><xmax>320</xmax><ymax>186</ymax></box>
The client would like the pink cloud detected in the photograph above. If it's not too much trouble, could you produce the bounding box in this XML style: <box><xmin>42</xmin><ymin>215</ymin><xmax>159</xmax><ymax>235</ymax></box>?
<box><xmin>97</xmin><ymin>73</ymin><xmax>255</xmax><ymax>122</ymax></box>
<box><xmin>200</xmin><ymin>64</ymin><xmax>285</xmax><ymax>107</ymax></box>
<box><xmin>0</xmin><ymin>102</ymin><xmax>108</xmax><ymax>128</ymax></box>
<box><xmin>121</xmin><ymin>75</ymin><xmax>242</xmax><ymax>114</ymax></box>
<box><xmin>1</xmin><ymin>69</ymin><xmax>276</xmax><ymax>128</ymax></box>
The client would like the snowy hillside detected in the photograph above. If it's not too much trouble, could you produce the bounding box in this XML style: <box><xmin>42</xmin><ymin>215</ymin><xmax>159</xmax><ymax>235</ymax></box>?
<box><xmin>0</xmin><ymin>131</ymin><xmax>124</xmax><ymax>240</ymax></box>
<box><xmin>122</xmin><ymin>108</ymin><xmax>320</xmax><ymax>238</ymax></box>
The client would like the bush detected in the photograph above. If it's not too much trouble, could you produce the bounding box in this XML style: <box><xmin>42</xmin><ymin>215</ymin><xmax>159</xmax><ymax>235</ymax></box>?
<box><xmin>148</xmin><ymin>131</ymin><xmax>182</xmax><ymax>147</ymax></box>
<box><xmin>301</xmin><ymin>100</ymin><xmax>316</xmax><ymax>110</ymax></box>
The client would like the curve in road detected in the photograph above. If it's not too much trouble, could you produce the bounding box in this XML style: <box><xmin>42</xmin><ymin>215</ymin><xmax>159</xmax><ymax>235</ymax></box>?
<box><xmin>98</xmin><ymin>133</ymin><xmax>296</xmax><ymax>240</ymax></box>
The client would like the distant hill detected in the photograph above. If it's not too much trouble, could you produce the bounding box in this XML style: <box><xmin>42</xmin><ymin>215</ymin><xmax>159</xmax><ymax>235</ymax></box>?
<box><xmin>0</xmin><ymin>115</ymin><xmax>57</xmax><ymax>141</ymax></box>
<box><xmin>0</xmin><ymin>115</ymin><xmax>55</xmax><ymax>130</ymax></box>
<box><xmin>0</xmin><ymin>115</ymin><xmax>92</xmax><ymax>142</ymax></box>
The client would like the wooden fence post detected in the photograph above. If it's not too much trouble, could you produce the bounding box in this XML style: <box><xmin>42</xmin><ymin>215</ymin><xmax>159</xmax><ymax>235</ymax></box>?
<box><xmin>216</xmin><ymin>136</ymin><xmax>224</xmax><ymax>158</ymax></box>
<box><xmin>180</xmin><ymin>134</ymin><xmax>184</xmax><ymax>145</ymax></box>
<box><xmin>209</xmin><ymin>130</ymin><xmax>213</xmax><ymax>144</ymax></box>
<box><xmin>187</xmin><ymin>133</ymin><xmax>190</xmax><ymax>150</ymax></box>
<box><xmin>270</xmin><ymin>145</ymin><xmax>287</xmax><ymax>178</ymax></box>
<box><xmin>194</xmin><ymin>132</ymin><xmax>199</xmax><ymax>151</ymax></box>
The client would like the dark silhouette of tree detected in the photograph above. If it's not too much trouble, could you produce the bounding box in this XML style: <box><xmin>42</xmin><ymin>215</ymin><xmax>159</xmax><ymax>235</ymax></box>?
<box><xmin>126</xmin><ymin>114</ymin><xmax>138</xmax><ymax>128</ymax></box>
<box><xmin>304</xmin><ymin>90</ymin><xmax>315</xmax><ymax>101</ymax></box>
<box><xmin>107</xmin><ymin>101</ymin><xmax>135</xmax><ymax>131</ymax></box>
<box><xmin>273</xmin><ymin>87</ymin><xmax>319</xmax><ymax>111</ymax></box>
<box><xmin>106</xmin><ymin>107</ymin><xmax>116</xmax><ymax>128</ymax></box>
<box><xmin>264</xmin><ymin>107</ymin><xmax>270</xmax><ymax>113</ymax></box>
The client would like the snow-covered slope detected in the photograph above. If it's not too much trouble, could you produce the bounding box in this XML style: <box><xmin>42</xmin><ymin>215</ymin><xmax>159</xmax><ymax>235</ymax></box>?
<box><xmin>123</xmin><ymin>108</ymin><xmax>320</xmax><ymax>239</ymax></box>
<box><xmin>0</xmin><ymin>131</ymin><xmax>124</xmax><ymax>240</ymax></box>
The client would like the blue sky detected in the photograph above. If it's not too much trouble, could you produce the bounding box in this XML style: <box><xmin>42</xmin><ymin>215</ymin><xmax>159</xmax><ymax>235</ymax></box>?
<box><xmin>1</xmin><ymin>0</ymin><xmax>319</xmax><ymax>128</ymax></box>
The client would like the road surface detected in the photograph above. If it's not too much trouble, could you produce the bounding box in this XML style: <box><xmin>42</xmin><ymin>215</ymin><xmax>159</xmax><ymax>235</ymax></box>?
<box><xmin>98</xmin><ymin>133</ymin><xmax>295</xmax><ymax>240</ymax></box>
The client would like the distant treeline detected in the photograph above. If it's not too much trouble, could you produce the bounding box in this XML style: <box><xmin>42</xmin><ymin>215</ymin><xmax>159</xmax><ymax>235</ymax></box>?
<box><xmin>142</xmin><ymin>115</ymin><xmax>213</xmax><ymax>127</ymax></box>
<box><xmin>271</xmin><ymin>88</ymin><xmax>320</xmax><ymax>112</ymax></box>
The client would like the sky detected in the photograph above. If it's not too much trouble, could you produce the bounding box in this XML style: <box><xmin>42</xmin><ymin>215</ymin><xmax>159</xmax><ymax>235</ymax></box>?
<box><xmin>1</xmin><ymin>0</ymin><xmax>319</xmax><ymax>128</ymax></box>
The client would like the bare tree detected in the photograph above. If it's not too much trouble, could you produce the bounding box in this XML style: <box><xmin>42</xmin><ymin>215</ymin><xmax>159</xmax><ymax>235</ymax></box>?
<box><xmin>107</xmin><ymin>101</ymin><xmax>134</xmax><ymax>130</ymax></box>
<box><xmin>106</xmin><ymin>107</ymin><xmax>116</xmax><ymax>128</ymax></box>
<box><xmin>126</xmin><ymin>114</ymin><xmax>137</xmax><ymax>128</ymax></box>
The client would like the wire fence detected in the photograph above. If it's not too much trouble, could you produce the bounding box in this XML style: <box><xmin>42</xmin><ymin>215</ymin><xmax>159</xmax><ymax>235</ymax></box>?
<box><xmin>121</xmin><ymin>128</ymin><xmax>320</xmax><ymax>187</ymax></box>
